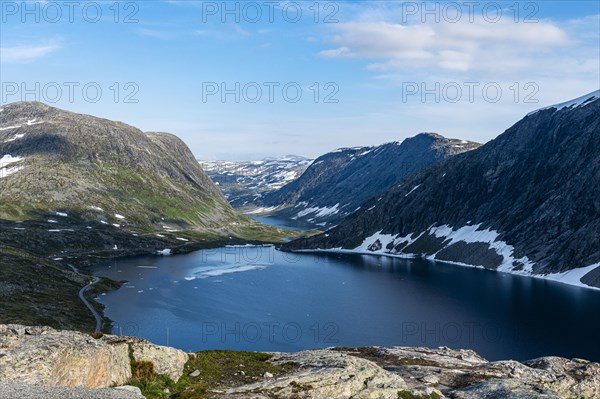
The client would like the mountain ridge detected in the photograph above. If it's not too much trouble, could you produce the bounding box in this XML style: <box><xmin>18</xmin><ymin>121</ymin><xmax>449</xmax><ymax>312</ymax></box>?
<box><xmin>283</xmin><ymin>90</ymin><xmax>600</xmax><ymax>289</ymax></box>
<box><xmin>259</xmin><ymin>132</ymin><xmax>480</xmax><ymax>226</ymax></box>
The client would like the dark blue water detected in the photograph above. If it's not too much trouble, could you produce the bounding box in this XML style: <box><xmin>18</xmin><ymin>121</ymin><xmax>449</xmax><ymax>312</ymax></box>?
<box><xmin>90</xmin><ymin>246</ymin><xmax>600</xmax><ymax>361</ymax></box>
<box><xmin>248</xmin><ymin>215</ymin><xmax>315</xmax><ymax>231</ymax></box>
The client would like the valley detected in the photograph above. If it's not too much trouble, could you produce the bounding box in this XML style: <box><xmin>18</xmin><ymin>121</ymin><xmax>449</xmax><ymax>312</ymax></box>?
<box><xmin>1</xmin><ymin>92</ymin><xmax>599</xmax><ymax>399</ymax></box>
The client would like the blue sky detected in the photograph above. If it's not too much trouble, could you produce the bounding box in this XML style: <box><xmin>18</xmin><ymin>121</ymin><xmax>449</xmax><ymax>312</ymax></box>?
<box><xmin>1</xmin><ymin>1</ymin><xmax>599</xmax><ymax>160</ymax></box>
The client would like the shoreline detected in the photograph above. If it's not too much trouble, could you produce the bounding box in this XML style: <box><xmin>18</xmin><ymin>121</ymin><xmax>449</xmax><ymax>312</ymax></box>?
<box><xmin>290</xmin><ymin>248</ymin><xmax>600</xmax><ymax>292</ymax></box>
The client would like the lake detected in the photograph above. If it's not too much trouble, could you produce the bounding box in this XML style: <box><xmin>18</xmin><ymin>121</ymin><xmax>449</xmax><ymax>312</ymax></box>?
<box><xmin>90</xmin><ymin>245</ymin><xmax>600</xmax><ymax>362</ymax></box>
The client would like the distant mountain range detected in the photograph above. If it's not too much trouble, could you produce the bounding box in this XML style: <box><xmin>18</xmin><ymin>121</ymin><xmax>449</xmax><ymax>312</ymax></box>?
<box><xmin>284</xmin><ymin>90</ymin><xmax>600</xmax><ymax>289</ymax></box>
<box><xmin>232</xmin><ymin>134</ymin><xmax>480</xmax><ymax>226</ymax></box>
<box><xmin>200</xmin><ymin>156</ymin><xmax>312</xmax><ymax>209</ymax></box>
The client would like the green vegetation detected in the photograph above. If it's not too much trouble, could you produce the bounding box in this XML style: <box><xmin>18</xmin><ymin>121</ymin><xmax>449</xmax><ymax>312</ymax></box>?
<box><xmin>397</xmin><ymin>390</ymin><xmax>441</xmax><ymax>399</ymax></box>
<box><xmin>126</xmin><ymin>350</ymin><xmax>298</xmax><ymax>399</ymax></box>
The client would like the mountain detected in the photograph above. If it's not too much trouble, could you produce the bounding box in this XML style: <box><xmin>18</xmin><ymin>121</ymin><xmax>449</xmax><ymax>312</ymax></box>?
<box><xmin>0</xmin><ymin>102</ymin><xmax>260</xmax><ymax>233</ymax></box>
<box><xmin>200</xmin><ymin>156</ymin><xmax>312</xmax><ymax>209</ymax></box>
<box><xmin>284</xmin><ymin>90</ymin><xmax>600</xmax><ymax>288</ymax></box>
<box><xmin>260</xmin><ymin>134</ymin><xmax>480</xmax><ymax>226</ymax></box>
<box><xmin>0</xmin><ymin>102</ymin><xmax>285</xmax><ymax>330</ymax></box>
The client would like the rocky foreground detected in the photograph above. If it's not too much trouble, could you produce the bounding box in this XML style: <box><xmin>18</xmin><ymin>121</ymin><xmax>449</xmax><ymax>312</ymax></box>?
<box><xmin>1</xmin><ymin>325</ymin><xmax>599</xmax><ymax>399</ymax></box>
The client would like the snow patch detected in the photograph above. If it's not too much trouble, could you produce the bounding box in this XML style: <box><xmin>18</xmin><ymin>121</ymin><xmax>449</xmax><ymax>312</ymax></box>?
<box><xmin>189</xmin><ymin>265</ymin><xmax>266</xmax><ymax>279</ymax></box>
<box><xmin>0</xmin><ymin>154</ymin><xmax>25</xmax><ymax>178</ymax></box>
<box><xmin>295</xmin><ymin>203</ymin><xmax>340</xmax><ymax>219</ymax></box>
<box><xmin>541</xmin><ymin>262</ymin><xmax>600</xmax><ymax>290</ymax></box>
<box><xmin>244</xmin><ymin>206</ymin><xmax>279</xmax><ymax>215</ymax></box>
<box><xmin>115</xmin><ymin>214</ymin><xmax>125</xmax><ymax>219</ymax></box>
<box><xmin>300</xmin><ymin>223</ymin><xmax>600</xmax><ymax>290</ymax></box>
<box><xmin>157</xmin><ymin>249</ymin><xmax>172</xmax><ymax>255</ymax></box>
<box><xmin>3</xmin><ymin>133</ymin><xmax>25</xmax><ymax>142</ymax></box>
<box><xmin>55</xmin><ymin>212</ymin><xmax>68</xmax><ymax>217</ymax></box>
<box><xmin>527</xmin><ymin>90</ymin><xmax>599</xmax><ymax>116</ymax></box>
<box><xmin>405</xmin><ymin>184</ymin><xmax>421</xmax><ymax>197</ymax></box>
<box><xmin>0</xmin><ymin>125</ymin><xmax>21</xmax><ymax>131</ymax></box>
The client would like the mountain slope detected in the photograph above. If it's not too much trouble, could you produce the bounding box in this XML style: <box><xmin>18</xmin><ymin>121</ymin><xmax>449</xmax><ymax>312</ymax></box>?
<box><xmin>285</xmin><ymin>91</ymin><xmax>600</xmax><ymax>288</ymax></box>
<box><xmin>200</xmin><ymin>156</ymin><xmax>312</xmax><ymax>209</ymax></box>
<box><xmin>261</xmin><ymin>134</ymin><xmax>480</xmax><ymax>226</ymax></box>
<box><xmin>0</xmin><ymin>102</ymin><xmax>253</xmax><ymax>232</ymax></box>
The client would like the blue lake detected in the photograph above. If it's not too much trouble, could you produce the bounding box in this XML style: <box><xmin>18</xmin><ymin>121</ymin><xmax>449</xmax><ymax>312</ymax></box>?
<box><xmin>91</xmin><ymin>245</ymin><xmax>600</xmax><ymax>362</ymax></box>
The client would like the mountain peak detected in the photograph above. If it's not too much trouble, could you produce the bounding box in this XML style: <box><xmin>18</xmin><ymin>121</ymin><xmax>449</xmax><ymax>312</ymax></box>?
<box><xmin>527</xmin><ymin>90</ymin><xmax>600</xmax><ymax>116</ymax></box>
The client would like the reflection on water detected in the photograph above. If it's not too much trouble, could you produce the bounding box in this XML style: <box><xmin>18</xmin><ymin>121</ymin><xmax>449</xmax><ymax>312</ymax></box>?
<box><xmin>91</xmin><ymin>246</ymin><xmax>600</xmax><ymax>361</ymax></box>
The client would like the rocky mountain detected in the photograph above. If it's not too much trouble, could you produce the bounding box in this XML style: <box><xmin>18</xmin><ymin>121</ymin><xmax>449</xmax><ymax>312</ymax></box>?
<box><xmin>260</xmin><ymin>134</ymin><xmax>480</xmax><ymax>226</ymax></box>
<box><xmin>200</xmin><ymin>155</ymin><xmax>312</xmax><ymax>208</ymax></box>
<box><xmin>284</xmin><ymin>91</ymin><xmax>600</xmax><ymax>288</ymax></box>
<box><xmin>0</xmin><ymin>102</ymin><xmax>250</xmax><ymax>232</ymax></box>
<box><xmin>2</xmin><ymin>324</ymin><xmax>599</xmax><ymax>399</ymax></box>
<box><xmin>0</xmin><ymin>102</ymin><xmax>286</xmax><ymax>330</ymax></box>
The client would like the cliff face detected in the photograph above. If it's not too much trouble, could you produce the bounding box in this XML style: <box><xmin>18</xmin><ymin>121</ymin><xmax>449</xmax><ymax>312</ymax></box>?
<box><xmin>1</xmin><ymin>325</ymin><xmax>599</xmax><ymax>399</ymax></box>
<box><xmin>260</xmin><ymin>133</ymin><xmax>480</xmax><ymax>226</ymax></box>
<box><xmin>284</xmin><ymin>92</ymin><xmax>600</xmax><ymax>285</ymax></box>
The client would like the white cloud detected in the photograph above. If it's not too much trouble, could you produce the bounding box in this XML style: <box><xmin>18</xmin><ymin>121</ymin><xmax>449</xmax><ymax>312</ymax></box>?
<box><xmin>319</xmin><ymin>19</ymin><xmax>572</xmax><ymax>75</ymax></box>
<box><xmin>0</xmin><ymin>44</ymin><xmax>60</xmax><ymax>63</ymax></box>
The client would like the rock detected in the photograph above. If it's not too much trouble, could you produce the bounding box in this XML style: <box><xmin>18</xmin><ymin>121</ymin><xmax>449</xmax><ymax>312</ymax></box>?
<box><xmin>2</xmin><ymin>325</ymin><xmax>599</xmax><ymax>399</ymax></box>
<box><xmin>405</xmin><ymin>386</ymin><xmax>445</xmax><ymax>398</ymax></box>
<box><xmin>0</xmin><ymin>379</ymin><xmax>146</xmax><ymax>399</ymax></box>
<box><xmin>447</xmin><ymin>378</ymin><xmax>562</xmax><ymax>399</ymax></box>
<box><xmin>128</xmin><ymin>339</ymin><xmax>189</xmax><ymax>382</ymax></box>
<box><xmin>114</xmin><ymin>385</ymin><xmax>144</xmax><ymax>396</ymax></box>
<box><xmin>421</xmin><ymin>374</ymin><xmax>440</xmax><ymax>384</ymax></box>
<box><xmin>0</xmin><ymin>325</ymin><xmax>131</xmax><ymax>388</ymax></box>
<box><xmin>226</xmin><ymin>348</ymin><xmax>407</xmax><ymax>398</ymax></box>
<box><xmin>0</xmin><ymin>325</ymin><xmax>190</xmax><ymax>388</ymax></box>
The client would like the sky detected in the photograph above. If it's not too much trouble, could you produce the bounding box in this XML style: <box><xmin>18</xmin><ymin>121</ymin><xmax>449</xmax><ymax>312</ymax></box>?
<box><xmin>1</xmin><ymin>0</ymin><xmax>599</xmax><ymax>160</ymax></box>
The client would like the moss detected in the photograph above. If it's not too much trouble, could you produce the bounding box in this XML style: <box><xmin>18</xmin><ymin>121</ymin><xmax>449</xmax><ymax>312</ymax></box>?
<box><xmin>170</xmin><ymin>350</ymin><xmax>298</xmax><ymax>399</ymax></box>
<box><xmin>397</xmin><ymin>391</ymin><xmax>441</xmax><ymax>399</ymax></box>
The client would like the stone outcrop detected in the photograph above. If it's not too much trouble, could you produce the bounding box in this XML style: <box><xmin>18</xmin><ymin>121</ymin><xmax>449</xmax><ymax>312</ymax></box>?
<box><xmin>1</xmin><ymin>325</ymin><xmax>599</xmax><ymax>398</ymax></box>
<box><xmin>224</xmin><ymin>348</ymin><xmax>408</xmax><ymax>399</ymax></box>
<box><xmin>221</xmin><ymin>347</ymin><xmax>600</xmax><ymax>399</ymax></box>
<box><xmin>127</xmin><ymin>338</ymin><xmax>189</xmax><ymax>382</ymax></box>
<box><xmin>0</xmin><ymin>325</ymin><xmax>187</xmax><ymax>389</ymax></box>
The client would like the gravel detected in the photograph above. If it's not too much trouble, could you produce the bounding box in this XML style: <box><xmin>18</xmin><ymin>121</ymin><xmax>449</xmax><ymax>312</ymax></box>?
<box><xmin>0</xmin><ymin>379</ymin><xmax>145</xmax><ymax>399</ymax></box>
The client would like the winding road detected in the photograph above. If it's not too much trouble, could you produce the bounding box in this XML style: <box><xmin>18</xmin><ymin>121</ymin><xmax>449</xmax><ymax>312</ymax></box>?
<box><xmin>68</xmin><ymin>264</ymin><xmax>102</xmax><ymax>332</ymax></box>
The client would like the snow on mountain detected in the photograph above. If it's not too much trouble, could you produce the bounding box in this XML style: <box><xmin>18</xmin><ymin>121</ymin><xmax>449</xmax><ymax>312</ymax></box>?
<box><xmin>527</xmin><ymin>90</ymin><xmax>599</xmax><ymax>116</ymax></box>
<box><xmin>200</xmin><ymin>156</ymin><xmax>313</xmax><ymax>209</ymax></box>
<box><xmin>286</xmin><ymin>91</ymin><xmax>600</xmax><ymax>289</ymax></box>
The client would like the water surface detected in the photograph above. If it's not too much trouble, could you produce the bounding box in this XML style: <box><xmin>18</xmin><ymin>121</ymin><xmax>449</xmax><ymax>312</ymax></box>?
<box><xmin>91</xmin><ymin>246</ymin><xmax>600</xmax><ymax>361</ymax></box>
